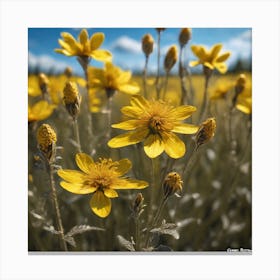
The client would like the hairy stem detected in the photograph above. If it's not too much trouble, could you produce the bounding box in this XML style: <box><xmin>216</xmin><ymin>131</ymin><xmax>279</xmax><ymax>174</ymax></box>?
<box><xmin>73</xmin><ymin>119</ymin><xmax>82</xmax><ymax>153</ymax></box>
<box><xmin>143</xmin><ymin>56</ymin><xmax>149</xmax><ymax>98</ymax></box>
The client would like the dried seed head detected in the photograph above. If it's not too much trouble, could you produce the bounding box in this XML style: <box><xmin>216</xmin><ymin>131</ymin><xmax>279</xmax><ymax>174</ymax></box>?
<box><xmin>179</xmin><ymin>28</ymin><xmax>192</xmax><ymax>46</ymax></box>
<box><xmin>64</xmin><ymin>66</ymin><xmax>73</xmax><ymax>78</ymax></box>
<box><xmin>142</xmin><ymin>34</ymin><xmax>154</xmax><ymax>57</ymax></box>
<box><xmin>156</xmin><ymin>28</ymin><xmax>166</xmax><ymax>33</ymax></box>
<box><xmin>163</xmin><ymin>172</ymin><xmax>183</xmax><ymax>198</ymax></box>
<box><xmin>63</xmin><ymin>81</ymin><xmax>81</xmax><ymax>119</ymax></box>
<box><xmin>195</xmin><ymin>118</ymin><xmax>216</xmax><ymax>149</ymax></box>
<box><xmin>164</xmin><ymin>45</ymin><xmax>178</xmax><ymax>73</ymax></box>
<box><xmin>36</xmin><ymin>124</ymin><xmax>57</xmax><ymax>161</ymax></box>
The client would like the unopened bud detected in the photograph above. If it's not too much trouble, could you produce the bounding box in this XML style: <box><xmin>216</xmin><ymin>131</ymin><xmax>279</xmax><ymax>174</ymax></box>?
<box><xmin>195</xmin><ymin>118</ymin><xmax>216</xmax><ymax>149</ymax></box>
<box><xmin>64</xmin><ymin>66</ymin><xmax>73</xmax><ymax>78</ymax></box>
<box><xmin>36</xmin><ymin>124</ymin><xmax>57</xmax><ymax>161</ymax></box>
<box><xmin>179</xmin><ymin>28</ymin><xmax>192</xmax><ymax>47</ymax></box>
<box><xmin>235</xmin><ymin>74</ymin><xmax>246</xmax><ymax>95</ymax></box>
<box><xmin>163</xmin><ymin>172</ymin><xmax>183</xmax><ymax>198</ymax></box>
<box><xmin>38</xmin><ymin>73</ymin><xmax>49</xmax><ymax>100</ymax></box>
<box><xmin>164</xmin><ymin>45</ymin><xmax>178</xmax><ymax>73</ymax></box>
<box><xmin>133</xmin><ymin>193</ymin><xmax>144</xmax><ymax>214</ymax></box>
<box><xmin>142</xmin><ymin>34</ymin><xmax>154</xmax><ymax>57</ymax></box>
<box><xmin>63</xmin><ymin>81</ymin><xmax>81</xmax><ymax>119</ymax></box>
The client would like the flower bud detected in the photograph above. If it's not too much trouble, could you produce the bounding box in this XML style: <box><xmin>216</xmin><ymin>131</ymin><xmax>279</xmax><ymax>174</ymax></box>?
<box><xmin>142</xmin><ymin>34</ymin><xmax>154</xmax><ymax>57</ymax></box>
<box><xmin>38</xmin><ymin>73</ymin><xmax>49</xmax><ymax>100</ymax></box>
<box><xmin>163</xmin><ymin>172</ymin><xmax>183</xmax><ymax>198</ymax></box>
<box><xmin>164</xmin><ymin>45</ymin><xmax>178</xmax><ymax>73</ymax></box>
<box><xmin>64</xmin><ymin>66</ymin><xmax>73</xmax><ymax>78</ymax></box>
<box><xmin>63</xmin><ymin>81</ymin><xmax>81</xmax><ymax>120</ymax></box>
<box><xmin>36</xmin><ymin>124</ymin><xmax>57</xmax><ymax>161</ymax></box>
<box><xmin>132</xmin><ymin>193</ymin><xmax>144</xmax><ymax>215</ymax></box>
<box><xmin>179</xmin><ymin>28</ymin><xmax>192</xmax><ymax>47</ymax></box>
<box><xmin>195</xmin><ymin>118</ymin><xmax>216</xmax><ymax>149</ymax></box>
<box><xmin>235</xmin><ymin>74</ymin><xmax>246</xmax><ymax>95</ymax></box>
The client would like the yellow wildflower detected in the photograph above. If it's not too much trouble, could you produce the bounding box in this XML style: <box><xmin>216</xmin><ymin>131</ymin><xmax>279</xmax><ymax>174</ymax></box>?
<box><xmin>190</xmin><ymin>43</ymin><xmax>230</xmax><ymax>74</ymax></box>
<box><xmin>108</xmin><ymin>95</ymin><xmax>199</xmax><ymax>159</ymax></box>
<box><xmin>87</xmin><ymin>62</ymin><xmax>140</xmax><ymax>98</ymax></box>
<box><xmin>55</xmin><ymin>29</ymin><xmax>112</xmax><ymax>62</ymax></box>
<box><xmin>28</xmin><ymin>100</ymin><xmax>55</xmax><ymax>123</ymax></box>
<box><xmin>209</xmin><ymin>79</ymin><xmax>234</xmax><ymax>100</ymax></box>
<box><xmin>57</xmin><ymin>153</ymin><xmax>148</xmax><ymax>218</ymax></box>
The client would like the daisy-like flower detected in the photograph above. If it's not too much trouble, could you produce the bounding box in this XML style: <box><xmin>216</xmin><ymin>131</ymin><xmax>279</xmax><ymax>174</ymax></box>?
<box><xmin>57</xmin><ymin>153</ymin><xmax>148</xmax><ymax>218</ymax></box>
<box><xmin>55</xmin><ymin>29</ymin><xmax>112</xmax><ymax>62</ymax></box>
<box><xmin>236</xmin><ymin>82</ymin><xmax>252</xmax><ymax>115</ymax></box>
<box><xmin>28</xmin><ymin>100</ymin><xmax>55</xmax><ymax>123</ymax></box>
<box><xmin>87</xmin><ymin>62</ymin><xmax>140</xmax><ymax>98</ymax></box>
<box><xmin>190</xmin><ymin>43</ymin><xmax>231</xmax><ymax>74</ymax></box>
<box><xmin>108</xmin><ymin>95</ymin><xmax>199</xmax><ymax>159</ymax></box>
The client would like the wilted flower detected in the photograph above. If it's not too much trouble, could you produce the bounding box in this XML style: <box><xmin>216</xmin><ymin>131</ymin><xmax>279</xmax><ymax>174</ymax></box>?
<box><xmin>190</xmin><ymin>44</ymin><xmax>230</xmax><ymax>74</ymax></box>
<box><xmin>87</xmin><ymin>62</ymin><xmax>140</xmax><ymax>98</ymax></box>
<box><xmin>57</xmin><ymin>153</ymin><xmax>148</xmax><ymax>218</ymax></box>
<box><xmin>195</xmin><ymin>118</ymin><xmax>216</xmax><ymax>148</ymax></box>
<box><xmin>164</xmin><ymin>45</ymin><xmax>178</xmax><ymax>73</ymax></box>
<box><xmin>55</xmin><ymin>29</ymin><xmax>112</xmax><ymax>62</ymax></box>
<box><xmin>108</xmin><ymin>95</ymin><xmax>199</xmax><ymax>159</ymax></box>
<box><xmin>163</xmin><ymin>172</ymin><xmax>183</xmax><ymax>198</ymax></box>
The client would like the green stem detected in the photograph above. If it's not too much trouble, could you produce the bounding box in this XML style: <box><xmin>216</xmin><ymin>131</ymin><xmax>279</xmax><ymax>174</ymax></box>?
<box><xmin>199</xmin><ymin>74</ymin><xmax>211</xmax><ymax>123</ymax></box>
<box><xmin>73</xmin><ymin>119</ymin><xmax>82</xmax><ymax>153</ymax></box>
<box><xmin>155</xmin><ymin>31</ymin><xmax>162</xmax><ymax>99</ymax></box>
<box><xmin>48</xmin><ymin>164</ymin><xmax>68</xmax><ymax>251</ymax></box>
<box><xmin>143</xmin><ymin>56</ymin><xmax>149</xmax><ymax>98</ymax></box>
<box><xmin>179</xmin><ymin>46</ymin><xmax>189</xmax><ymax>105</ymax></box>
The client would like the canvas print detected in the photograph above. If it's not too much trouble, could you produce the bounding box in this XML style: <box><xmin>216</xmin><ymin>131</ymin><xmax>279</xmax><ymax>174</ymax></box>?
<box><xmin>28</xmin><ymin>28</ymin><xmax>252</xmax><ymax>252</ymax></box>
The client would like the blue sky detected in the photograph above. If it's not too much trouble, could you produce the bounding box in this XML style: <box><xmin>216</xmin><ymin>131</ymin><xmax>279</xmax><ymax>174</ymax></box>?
<box><xmin>28</xmin><ymin>28</ymin><xmax>252</xmax><ymax>75</ymax></box>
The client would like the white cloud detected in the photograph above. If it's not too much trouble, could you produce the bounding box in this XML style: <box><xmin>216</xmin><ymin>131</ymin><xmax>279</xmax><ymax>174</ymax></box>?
<box><xmin>223</xmin><ymin>30</ymin><xmax>252</xmax><ymax>66</ymax></box>
<box><xmin>111</xmin><ymin>36</ymin><xmax>142</xmax><ymax>54</ymax></box>
<box><xmin>28</xmin><ymin>52</ymin><xmax>69</xmax><ymax>72</ymax></box>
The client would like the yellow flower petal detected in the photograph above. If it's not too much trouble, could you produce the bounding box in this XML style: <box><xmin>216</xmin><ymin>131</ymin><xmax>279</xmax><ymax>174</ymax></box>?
<box><xmin>117</xmin><ymin>70</ymin><xmax>132</xmax><ymax>84</ymax></box>
<box><xmin>130</xmin><ymin>95</ymin><xmax>150</xmax><ymax>110</ymax></box>
<box><xmin>162</xmin><ymin>132</ymin><xmax>186</xmax><ymax>159</ymax></box>
<box><xmin>111</xmin><ymin>120</ymin><xmax>139</xmax><ymax>130</ymax></box>
<box><xmin>90</xmin><ymin>32</ymin><xmax>104</xmax><ymax>50</ymax></box>
<box><xmin>55</xmin><ymin>49</ymin><xmax>72</xmax><ymax>56</ymax></box>
<box><xmin>75</xmin><ymin>153</ymin><xmax>94</xmax><ymax>174</ymax></box>
<box><xmin>216</xmin><ymin>52</ymin><xmax>231</xmax><ymax>63</ymax></box>
<box><xmin>121</xmin><ymin>106</ymin><xmax>143</xmax><ymax>118</ymax></box>
<box><xmin>118</xmin><ymin>84</ymin><xmax>140</xmax><ymax>95</ymax></box>
<box><xmin>115</xmin><ymin>159</ymin><xmax>132</xmax><ymax>176</ymax></box>
<box><xmin>90</xmin><ymin>191</ymin><xmax>111</xmax><ymax>218</ymax></box>
<box><xmin>104</xmin><ymin>188</ymin><xmax>118</xmax><ymax>198</ymax></box>
<box><xmin>171</xmin><ymin>123</ymin><xmax>199</xmax><ymax>134</ymax></box>
<box><xmin>189</xmin><ymin>60</ymin><xmax>200</xmax><ymax>67</ymax></box>
<box><xmin>57</xmin><ymin>169</ymin><xmax>86</xmax><ymax>183</ymax></box>
<box><xmin>170</xmin><ymin>105</ymin><xmax>196</xmax><ymax>120</ymax></box>
<box><xmin>60</xmin><ymin>181</ymin><xmax>96</xmax><ymax>194</ymax></box>
<box><xmin>204</xmin><ymin>62</ymin><xmax>214</xmax><ymax>69</ymax></box>
<box><xmin>108</xmin><ymin>129</ymin><xmax>148</xmax><ymax>148</ymax></box>
<box><xmin>91</xmin><ymin>49</ymin><xmax>112</xmax><ymax>62</ymax></box>
<box><xmin>112</xmin><ymin>178</ymin><xmax>148</xmax><ymax>189</ymax></box>
<box><xmin>214</xmin><ymin>62</ymin><xmax>227</xmax><ymax>74</ymax></box>
<box><xmin>58</xmin><ymin>39</ymin><xmax>73</xmax><ymax>52</ymax></box>
<box><xmin>209</xmin><ymin>44</ymin><xmax>222</xmax><ymax>60</ymax></box>
<box><xmin>79</xmin><ymin>29</ymin><xmax>89</xmax><ymax>45</ymax></box>
<box><xmin>143</xmin><ymin>134</ymin><xmax>164</xmax><ymax>158</ymax></box>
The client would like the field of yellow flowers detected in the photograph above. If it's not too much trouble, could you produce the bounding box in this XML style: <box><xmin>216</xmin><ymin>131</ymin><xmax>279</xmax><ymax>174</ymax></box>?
<box><xmin>28</xmin><ymin>28</ymin><xmax>252</xmax><ymax>252</ymax></box>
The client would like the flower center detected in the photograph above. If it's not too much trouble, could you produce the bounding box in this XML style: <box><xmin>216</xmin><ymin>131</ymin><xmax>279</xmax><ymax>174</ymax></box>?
<box><xmin>149</xmin><ymin>115</ymin><xmax>163</xmax><ymax>133</ymax></box>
